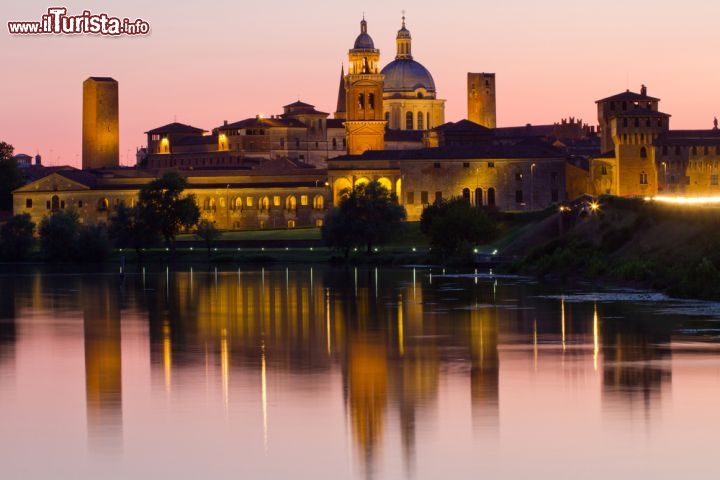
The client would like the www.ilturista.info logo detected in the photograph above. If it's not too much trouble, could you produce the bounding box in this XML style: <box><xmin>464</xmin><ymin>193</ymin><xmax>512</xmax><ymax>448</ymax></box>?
<box><xmin>8</xmin><ymin>7</ymin><xmax>150</xmax><ymax>35</ymax></box>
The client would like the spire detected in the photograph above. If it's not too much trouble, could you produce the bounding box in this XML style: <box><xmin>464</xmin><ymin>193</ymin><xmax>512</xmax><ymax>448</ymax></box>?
<box><xmin>395</xmin><ymin>14</ymin><xmax>412</xmax><ymax>60</ymax></box>
<box><xmin>360</xmin><ymin>15</ymin><xmax>367</xmax><ymax>34</ymax></box>
<box><xmin>335</xmin><ymin>65</ymin><xmax>346</xmax><ymax>119</ymax></box>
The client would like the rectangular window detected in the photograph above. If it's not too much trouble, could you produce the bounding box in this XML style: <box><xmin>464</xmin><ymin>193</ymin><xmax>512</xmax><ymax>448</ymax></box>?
<box><xmin>25</xmin><ymin>198</ymin><xmax>32</xmax><ymax>208</ymax></box>
<box><xmin>300</xmin><ymin>195</ymin><xmax>309</xmax><ymax>206</ymax></box>
<box><xmin>640</xmin><ymin>173</ymin><xmax>648</xmax><ymax>185</ymax></box>
<box><xmin>406</xmin><ymin>191</ymin><xmax>415</xmax><ymax>205</ymax></box>
<box><xmin>551</xmin><ymin>172</ymin><xmax>558</xmax><ymax>184</ymax></box>
<box><xmin>488</xmin><ymin>162</ymin><xmax>495</xmax><ymax>168</ymax></box>
<box><xmin>78</xmin><ymin>200</ymin><xmax>83</xmax><ymax>208</ymax></box>
<box><xmin>463</xmin><ymin>162</ymin><xmax>470</xmax><ymax>168</ymax></box>
<box><xmin>601</xmin><ymin>165</ymin><xmax>608</xmax><ymax>175</ymax></box>
<box><xmin>433</xmin><ymin>162</ymin><xmax>441</xmax><ymax>169</ymax></box>
<box><xmin>516</xmin><ymin>190</ymin><xmax>524</xmax><ymax>203</ymax></box>
<box><xmin>435</xmin><ymin>191</ymin><xmax>442</xmax><ymax>204</ymax></box>
<box><xmin>712</xmin><ymin>175</ymin><xmax>719</xmax><ymax>186</ymax></box>
<box><xmin>46</xmin><ymin>200</ymin><xmax>50</xmax><ymax>210</ymax></box>
<box><xmin>273</xmin><ymin>196</ymin><xmax>281</xmax><ymax>207</ymax></box>
<box><xmin>421</xmin><ymin>191</ymin><xmax>429</xmax><ymax>204</ymax></box>
<box><xmin>246</xmin><ymin>197</ymin><xmax>253</xmax><ymax>207</ymax></box>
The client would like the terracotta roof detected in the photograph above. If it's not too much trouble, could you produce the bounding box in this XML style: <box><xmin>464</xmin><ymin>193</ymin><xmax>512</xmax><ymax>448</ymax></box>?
<box><xmin>596</xmin><ymin>89</ymin><xmax>660</xmax><ymax>103</ymax></box>
<box><xmin>217</xmin><ymin>117</ymin><xmax>305</xmax><ymax>130</ymax></box>
<box><xmin>434</xmin><ymin>119</ymin><xmax>493</xmax><ymax>133</ymax></box>
<box><xmin>145</xmin><ymin>122</ymin><xmax>207</xmax><ymax>135</ymax></box>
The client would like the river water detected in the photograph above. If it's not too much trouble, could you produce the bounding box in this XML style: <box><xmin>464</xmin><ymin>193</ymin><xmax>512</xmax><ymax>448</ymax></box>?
<box><xmin>1</xmin><ymin>265</ymin><xmax>720</xmax><ymax>479</ymax></box>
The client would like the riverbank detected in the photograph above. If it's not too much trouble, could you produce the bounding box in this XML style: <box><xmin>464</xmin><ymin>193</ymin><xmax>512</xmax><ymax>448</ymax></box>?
<box><xmin>505</xmin><ymin>196</ymin><xmax>720</xmax><ymax>299</ymax></box>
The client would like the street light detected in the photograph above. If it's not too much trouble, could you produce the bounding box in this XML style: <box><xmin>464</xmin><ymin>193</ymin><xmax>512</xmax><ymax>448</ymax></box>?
<box><xmin>661</xmin><ymin>161</ymin><xmax>667</xmax><ymax>191</ymax></box>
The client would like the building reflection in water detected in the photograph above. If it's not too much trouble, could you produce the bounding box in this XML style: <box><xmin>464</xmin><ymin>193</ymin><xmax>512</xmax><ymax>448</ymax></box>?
<box><xmin>82</xmin><ymin>276</ymin><xmax>123</xmax><ymax>452</ymax></box>
<box><xmin>600</xmin><ymin>304</ymin><xmax>672</xmax><ymax>417</ymax></box>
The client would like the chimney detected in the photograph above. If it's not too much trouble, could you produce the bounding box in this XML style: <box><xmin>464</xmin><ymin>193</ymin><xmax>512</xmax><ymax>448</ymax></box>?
<box><xmin>641</xmin><ymin>84</ymin><xmax>647</xmax><ymax>97</ymax></box>
<box><xmin>223</xmin><ymin>120</ymin><xmax>228</xmax><ymax>126</ymax></box>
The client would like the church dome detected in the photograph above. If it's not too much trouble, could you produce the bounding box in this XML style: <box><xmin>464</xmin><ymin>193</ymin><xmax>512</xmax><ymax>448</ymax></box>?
<box><xmin>381</xmin><ymin>59</ymin><xmax>436</xmax><ymax>94</ymax></box>
<box><xmin>353</xmin><ymin>18</ymin><xmax>375</xmax><ymax>49</ymax></box>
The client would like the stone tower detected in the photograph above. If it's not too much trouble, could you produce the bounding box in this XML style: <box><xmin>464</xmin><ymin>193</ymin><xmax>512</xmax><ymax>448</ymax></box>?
<box><xmin>344</xmin><ymin>17</ymin><xmax>385</xmax><ymax>155</ymax></box>
<box><xmin>82</xmin><ymin>77</ymin><xmax>119</xmax><ymax>169</ymax></box>
<box><xmin>467</xmin><ymin>73</ymin><xmax>496</xmax><ymax>128</ymax></box>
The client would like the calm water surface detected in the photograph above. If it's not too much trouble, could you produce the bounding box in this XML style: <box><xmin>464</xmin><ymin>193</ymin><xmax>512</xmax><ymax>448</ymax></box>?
<box><xmin>1</xmin><ymin>265</ymin><xmax>720</xmax><ymax>479</ymax></box>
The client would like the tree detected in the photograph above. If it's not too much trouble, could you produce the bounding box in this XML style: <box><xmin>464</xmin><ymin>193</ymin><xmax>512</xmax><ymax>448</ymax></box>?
<box><xmin>322</xmin><ymin>180</ymin><xmax>406</xmax><ymax>257</ymax></box>
<box><xmin>137</xmin><ymin>171</ymin><xmax>200</xmax><ymax>253</ymax></box>
<box><xmin>77</xmin><ymin>223</ymin><xmax>112</xmax><ymax>262</ymax></box>
<box><xmin>420</xmin><ymin>197</ymin><xmax>498</xmax><ymax>262</ymax></box>
<box><xmin>195</xmin><ymin>220</ymin><xmax>221</xmax><ymax>257</ymax></box>
<box><xmin>108</xmin><ymin>203</ymin><xmax>158</xmax><ymax>257</ymax></box>
<box><xmin>0</xmin><ymin>213</ymin><xmax>35</xmax><ymax>260</ymax></box>
<box><xmin>0</xmin><ymin>142</ymin><xmax>23</xmax><ymax>212</ymax></box>
<box><xmin>38</xmin><ymin>210</ymin><xmax>80</xmax><ymax>261</ymax></box>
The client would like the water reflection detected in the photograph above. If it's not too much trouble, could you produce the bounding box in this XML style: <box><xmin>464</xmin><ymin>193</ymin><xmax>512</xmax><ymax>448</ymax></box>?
<box><xmin>82</xmin><ymin>277</ymin><xmax>123</xmax><ymax>452</ymax></box>
<box><xmin>0</xmin><ymin>266</ymin><xmax>719</xmax><ymax>478</ymax></box>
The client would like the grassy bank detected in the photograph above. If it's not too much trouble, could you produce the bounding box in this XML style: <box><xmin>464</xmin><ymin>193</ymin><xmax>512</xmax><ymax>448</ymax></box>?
<box><xmin>512</xmin><ymin>196</ymin><xmax>720</xmax><ymax>299</ymax></box>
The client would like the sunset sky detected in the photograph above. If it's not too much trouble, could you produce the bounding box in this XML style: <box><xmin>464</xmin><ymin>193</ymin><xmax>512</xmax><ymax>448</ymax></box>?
<box><xmin>2</xmin><ymin>0</ymin><xmax>719</xmax><ymax>168</ymax></box>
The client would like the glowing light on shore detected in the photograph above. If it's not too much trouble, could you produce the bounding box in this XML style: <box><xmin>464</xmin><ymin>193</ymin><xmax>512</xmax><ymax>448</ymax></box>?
<box><xmin>646</xmin><ymin>195</ymin><xmax>720</xmax><ymax>205</ymax></box>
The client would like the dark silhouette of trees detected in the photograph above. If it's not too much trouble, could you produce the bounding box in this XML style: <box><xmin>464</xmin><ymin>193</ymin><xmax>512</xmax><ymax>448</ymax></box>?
<box><xmin>0</xmin><ymin>142</ymin><xmax>23</xmax><ymax>212</ymax></box>
<box><xmin>322</xmin><ymin>180</ymin><xmax>406</xmax><ymax>257</ymax></box>
<box><xmin>0</xmin><ymin>213</ymin><xmax>35</xmax><ymax>260</ymax></box>
<box><xmin>137</xmin><ymin>171</ymin><xmax>200</xmax><ymax>254</ymax></box>
<box><xmin>420</xmin><ymin>197</ymin><xmax>498</xmax><ymax>262</ymax></box>
<box><xmin>195</xmin><ymin>220</ymin><xmax>221</xmax><ymax>257</ymax></box>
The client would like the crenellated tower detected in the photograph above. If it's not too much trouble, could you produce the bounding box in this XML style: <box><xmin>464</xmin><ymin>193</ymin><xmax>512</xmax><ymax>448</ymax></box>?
<box><xmin>344</xmin><ymin>17</ymin><xmax>385</xmax><ymax>154</ymax></box>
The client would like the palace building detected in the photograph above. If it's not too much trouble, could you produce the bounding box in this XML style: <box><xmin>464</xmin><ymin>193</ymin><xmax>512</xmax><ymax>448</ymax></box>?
<box><xmin>591</xmin><ymin>85</ymin><xmax>720</xmax><ymax>198</ymax></box>
<box><xmin>18</xmin><ymin>16</ymin><xmax>720</xmax><ymax>233</ymax></box>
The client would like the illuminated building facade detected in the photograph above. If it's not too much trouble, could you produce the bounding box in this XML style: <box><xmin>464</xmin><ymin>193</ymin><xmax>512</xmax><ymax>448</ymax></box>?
<box><xmin>593</xmin><ymin>85</ymin><xmax>720</xmax><ymax>198</ymax></box>
<box><xmin>13</xmin><ymin>160</ymin><xmax>331</xmax><ymax>230</ymax></box>
<box><xmin>467</xmin><ymin>73</ymin><xmax>496</xmax><ymax>129</ymax></box>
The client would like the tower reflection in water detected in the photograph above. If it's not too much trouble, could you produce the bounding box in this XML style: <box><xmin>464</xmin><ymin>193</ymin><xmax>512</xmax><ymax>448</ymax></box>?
<box><xmin>82</xmin><ymin>276</ymin><xmax>123</xmax><ymax>452</ymax></box>
<box><xmin>5</xmin><ymin>265</ymin><xmax>684</xmax><ymax>477</ymax></box>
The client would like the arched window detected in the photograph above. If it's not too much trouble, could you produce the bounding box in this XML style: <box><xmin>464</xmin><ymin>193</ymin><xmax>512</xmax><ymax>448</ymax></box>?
<box><xmin>313</xmin><ymin>195</ymin><xmax>324</xmax><ymax>209</ymax></box>
<box><xmin>692</xmin><ymin>146</ymin><xmax>698</xmax><ymax>156</ymax></box>
<box><xmin>487</xmin><ymin>188</ymin><xmax>496</xmax><ymax>206</ymax></box>
<box><xmin>368</xmin><ymin>93</ymin><xmax>375</xmax><ymax>110</ymax></box>
<box><xmin>462</xmin><ymin>188</ymin><xmax>470</xmax><ymax>203</ymax></box>
<box><xmin>234</xmin><ymin>197</ymin><xmax>242</xmax><ymax>210</ymax></box>
<box><xmin>52</xmin><ymin>195</ymin><xmax>61</xmax><ymax>212</ymax></box>
<box><xmin>475</xmin><ymin>188</ymin><xmax>483</xmax><ymax>207</ymax></box>
<box><xmin>285</xmin><ymin>195</ymin><xmax>297</xmax><ymax>210</ymax></box>
<box><xmin>260</xmin><ymin>196</ymin><xmax>269</xmax><ymax>210</ymax></box>
<box><xmin>209</xmin><ymin>198</ymin><xmax>216</xmax><ymax>211</ymax></box>
<box><xmin>640</xmin><ymin>147</ymin><xmax>647</xmax><ymax>158</ymax></box>
<box><xmin>417</xmin><ymin>92</ymin><xmax>424</xmax><ymax>99</ymax></box>
<box><xmin>406</xmin><ymin>111</ymin><xmax>413</xmax><ymax>130</ymax></box>
<box><xmin>417</xmin><ymin>112</ymin><xmax>424</xmax><ymax>130</ymax></box>
<box><xmin>358</xmin><ymin>93</ymin><xmax>365</xmax><ymax>110</ymax></box>
<box><xmin>97</xmin><ymin>197</ymin><xmax>108</xmax><ymax>211</ymax></box>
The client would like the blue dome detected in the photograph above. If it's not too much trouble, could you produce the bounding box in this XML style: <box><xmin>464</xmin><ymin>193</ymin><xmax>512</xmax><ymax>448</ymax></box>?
<box><xmin>354</xmin><ymin>32</ymin><xmax>375</xmax><ymax>49</ymax></box>
<box><xmin>381</xmin><ymin>59</ymin><xmax>436</xmax><ymax>93</ymax></box>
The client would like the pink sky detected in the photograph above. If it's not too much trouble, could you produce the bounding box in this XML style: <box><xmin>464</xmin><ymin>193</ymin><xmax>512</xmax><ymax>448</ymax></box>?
<box><xmin>2</xmin><ymin>0</ymin><xmax>720</xmax><ymax>168</ymax></box>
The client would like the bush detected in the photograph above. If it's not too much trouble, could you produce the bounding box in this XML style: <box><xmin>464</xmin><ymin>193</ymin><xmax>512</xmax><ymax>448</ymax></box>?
<box><xmin>0</xmin><ymin>213</ymin><xmax>35</xmax><ymax>260</ymax></box>
<box><xmin>77</xmin><ymin>223</ymin><xmax>111</xmax><ymax>262</ymax></box>
<box><xmin>39</xmin><ymin>211</ymin><xmax>80</xmax><ymax>261</ymax></box>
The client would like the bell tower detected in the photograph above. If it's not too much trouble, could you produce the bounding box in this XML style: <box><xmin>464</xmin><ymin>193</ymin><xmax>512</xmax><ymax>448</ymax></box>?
<box><xmin>344</xmin><ymin>17</ymin><xmax>385</xmax><ymax>155</ymax></box>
